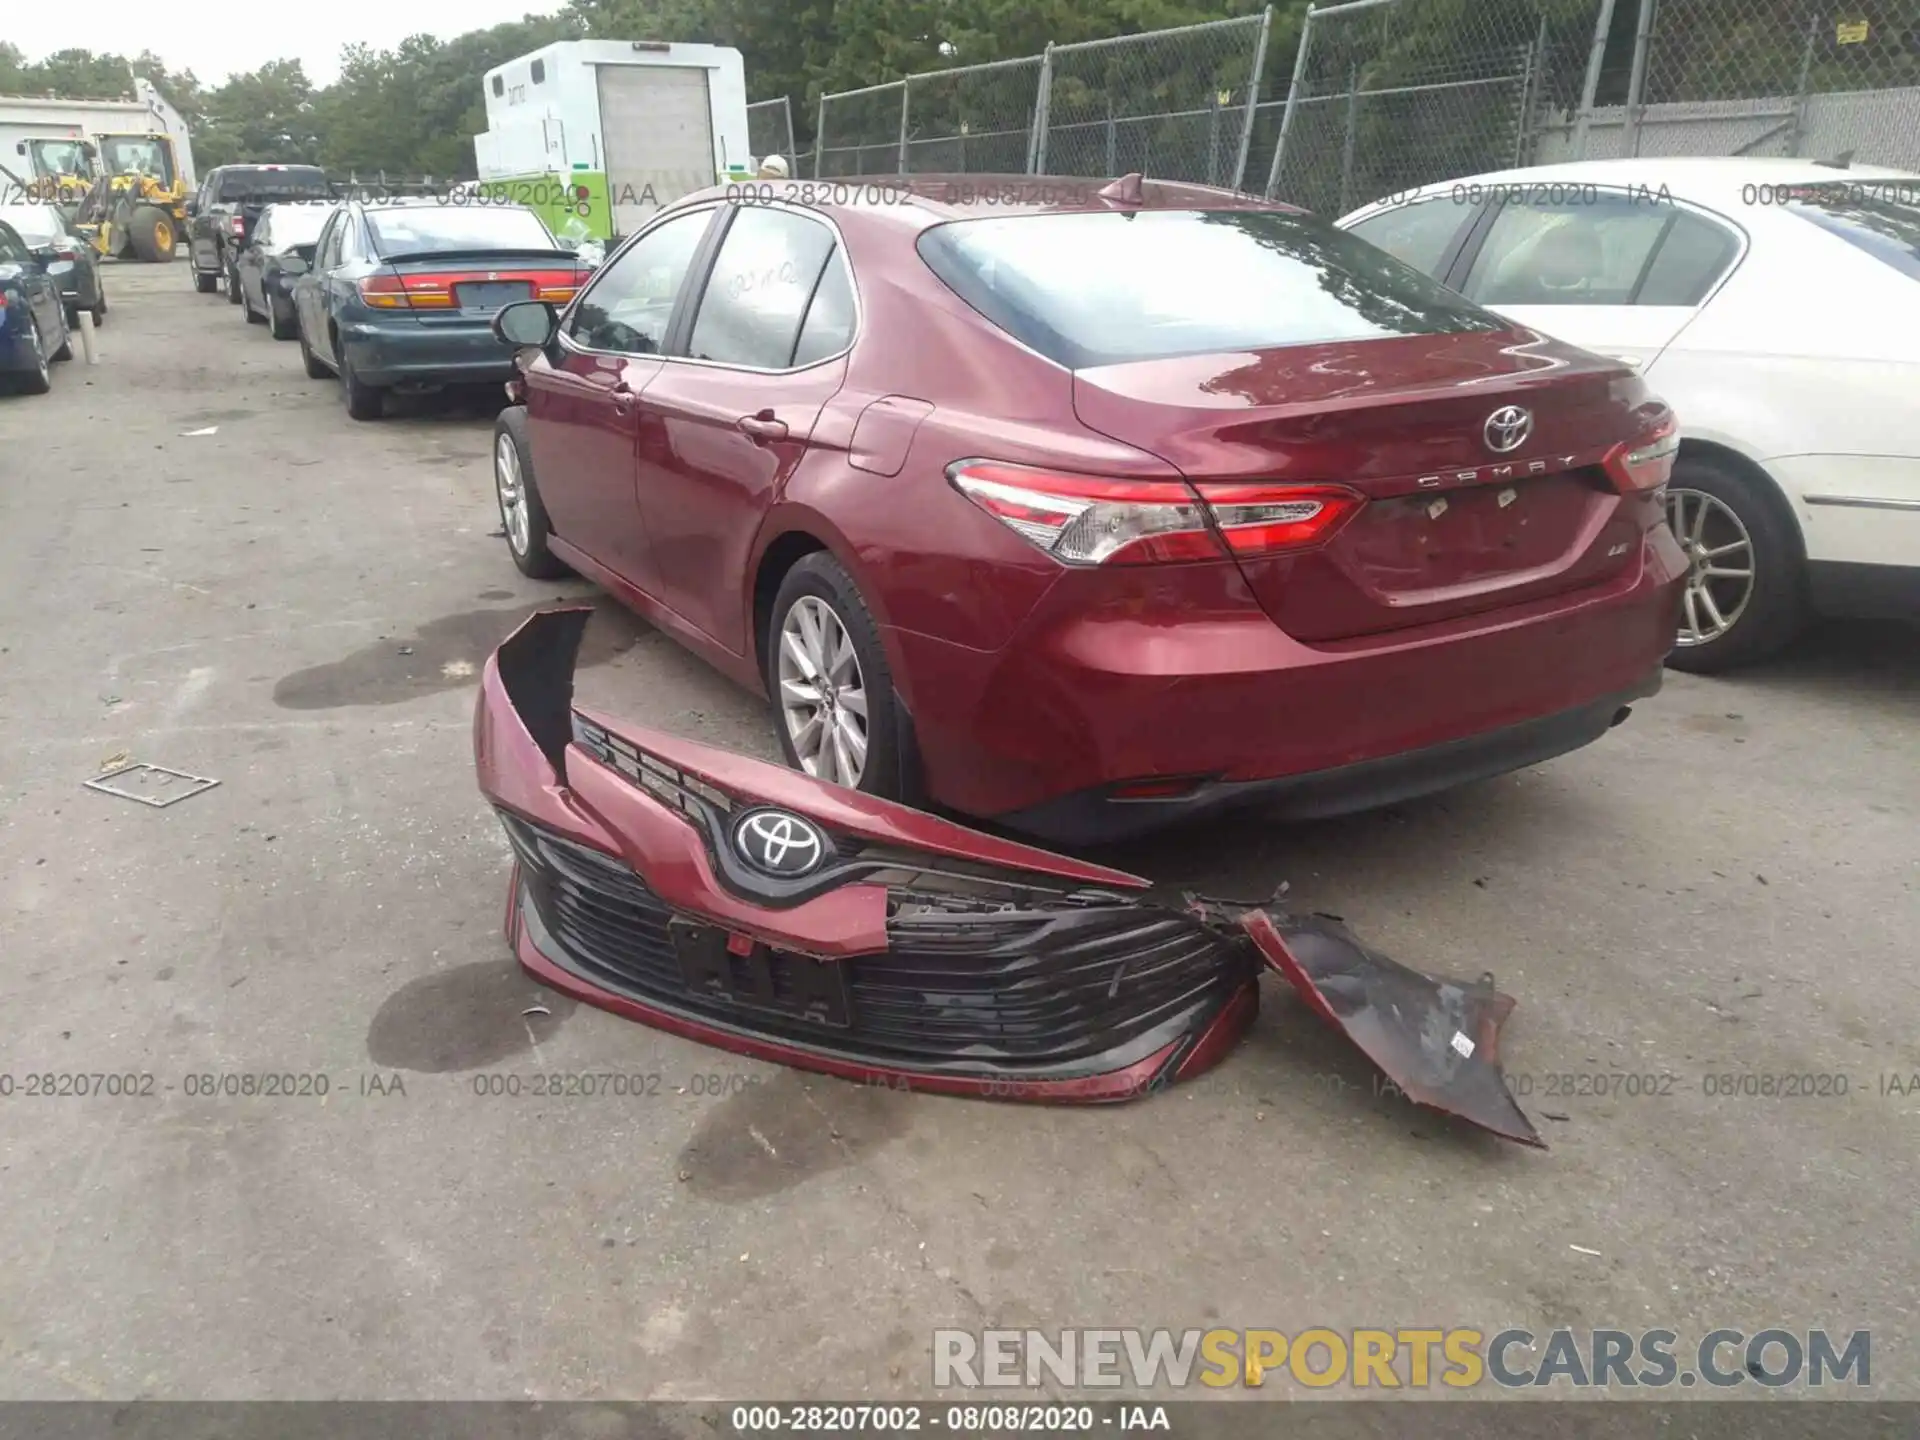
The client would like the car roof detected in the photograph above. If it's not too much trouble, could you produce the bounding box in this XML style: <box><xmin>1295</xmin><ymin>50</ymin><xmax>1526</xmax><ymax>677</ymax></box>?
<box><xmin>1344</xmin><ymin>155</ymin><xmax>1918</xmax><ymax>217</ymax></box>
<box><xmin>670</xmin><ymin>172</ymin><xmax>1302</xmax><ymax>234</ymax></box>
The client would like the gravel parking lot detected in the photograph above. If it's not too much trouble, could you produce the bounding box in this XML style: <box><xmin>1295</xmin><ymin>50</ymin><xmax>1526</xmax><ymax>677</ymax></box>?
<box><xmin>1</xmin><ymin>262</ymin><xmax>1915</xmax><ymax>1405</ymax></box>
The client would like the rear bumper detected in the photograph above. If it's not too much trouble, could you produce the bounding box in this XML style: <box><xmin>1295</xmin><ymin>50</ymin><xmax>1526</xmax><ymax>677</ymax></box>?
<box><xmin>891</xmin><ymin>528</ymin><xmax>1687</xmax><ymax>832</ymax></box>
<box><xmin>1002</xmin><ymin>677</ymin><xmax>1658</xmax><ymax>845</ymax></box>
<box><xmin>340</xmin><ymin>320</ymin><xmax>515</xmax><ymax>386</ymax></box>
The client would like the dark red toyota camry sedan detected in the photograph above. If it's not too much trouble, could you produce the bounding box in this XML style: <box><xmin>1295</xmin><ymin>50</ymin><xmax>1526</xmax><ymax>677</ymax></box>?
<box><xmin>489</xmin><ymin>174</ymin><xmax>1687</xmax><ymax>843</ymax></box>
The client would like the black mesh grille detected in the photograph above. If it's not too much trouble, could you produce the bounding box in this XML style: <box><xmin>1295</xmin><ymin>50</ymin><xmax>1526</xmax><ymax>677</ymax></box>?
<box><xmin>500</xmin><ymin>812</ymin><xmax>1249</xmax><ymax>1072</ymax></box>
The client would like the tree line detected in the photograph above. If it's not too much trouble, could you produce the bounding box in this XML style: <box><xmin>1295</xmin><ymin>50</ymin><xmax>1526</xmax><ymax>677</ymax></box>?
<box><xmin>0</xmin><ymin>0</ymin><xmax>1276</xmax><ymax>180</ymax></box>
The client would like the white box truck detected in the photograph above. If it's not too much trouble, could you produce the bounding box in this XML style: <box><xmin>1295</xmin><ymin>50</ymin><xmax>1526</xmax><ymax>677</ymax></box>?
<box><xmin>473</xmin><ymin>40</ymin><xmax>750</xmax><ymax>243</ymax></box>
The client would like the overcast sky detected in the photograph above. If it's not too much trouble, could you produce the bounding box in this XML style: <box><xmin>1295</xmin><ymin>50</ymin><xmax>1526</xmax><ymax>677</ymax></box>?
<box><xmin>12</xmin><ymin>0</ymin><xmax>569</xmax><ymax>87</ymax></box>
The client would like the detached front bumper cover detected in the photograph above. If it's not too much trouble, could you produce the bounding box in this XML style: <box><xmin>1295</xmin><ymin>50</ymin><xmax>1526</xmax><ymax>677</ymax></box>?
<box><xmin>474</xmin><ymin>607</ymin><xmax>1543</xmax><ymax>1148</ymax></box>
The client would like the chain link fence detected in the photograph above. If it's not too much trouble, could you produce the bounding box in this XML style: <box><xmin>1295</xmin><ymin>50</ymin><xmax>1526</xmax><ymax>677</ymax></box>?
<box><xmin>903</xmin><ymin>57</ymin><xmax>1046</xmax><ymax>173</ymax></box>
<box><xmin>746</xmin><ymin>97</ymin><xmax>798</xmax><ymax>174</ymax></box>
<box><xmin>812</xmin><ymin>0</ymin><xmax>1920</xmax><ymax>197</ymax></box>
<box><xmin>815</xmin><ymin>81</ymin><xmax>908</xmax><ymax>177</ymax></box>
<box><xmin>1045</xmin><ymin>15</ymin><xmax>1272</xmax><ymax>187</ymax></box>
<box><xmin>1267</xmin><ymin>0</ymin><xmax>1602</xmax><ymax>215</ymax></box>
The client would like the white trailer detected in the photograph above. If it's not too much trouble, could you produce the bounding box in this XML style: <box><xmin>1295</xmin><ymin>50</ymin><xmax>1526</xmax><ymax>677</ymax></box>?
<box><xmin>0</xmin><ymin>80</ymin><xmax>196</xmax><ymax>196</ymax></box>
<box><xmin>473</xmin><ymin>40</ymin><xmax>750</xmax><ymax>241</ymax></box>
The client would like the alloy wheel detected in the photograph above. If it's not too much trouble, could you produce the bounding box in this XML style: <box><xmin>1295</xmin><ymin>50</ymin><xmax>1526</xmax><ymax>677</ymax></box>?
<box><xmin>494</xmin><ymin>432</ymin><xmax>529</xmax><ymax>556</ymax></box>
<box><xmin>777</xmin><ymin>596</ymin><xmax>868</xmax><ymax>787</ymax></box>
<box><xmin>1667</xmin><ymin>486</ymin><xmax>1755</xmax><ymax>647</ymax></box>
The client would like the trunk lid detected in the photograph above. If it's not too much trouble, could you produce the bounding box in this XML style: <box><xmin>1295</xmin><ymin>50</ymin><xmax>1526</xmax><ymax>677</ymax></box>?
<box><xmin>375</xmin><ymin>249</ymin><xmax>586</xmax><ymax>325</ymax></box>
<box><xmin>1073</xmin><ymin>329</ymin><xmax>1649</xmax><ymax>641</ymax></box>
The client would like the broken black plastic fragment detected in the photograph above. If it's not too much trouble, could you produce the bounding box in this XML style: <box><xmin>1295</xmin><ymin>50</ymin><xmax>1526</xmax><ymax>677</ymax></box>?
<box><xmin>494</xmin><ymin>604</ymin><xmax>593</xmax><ymax>781</ymax></box>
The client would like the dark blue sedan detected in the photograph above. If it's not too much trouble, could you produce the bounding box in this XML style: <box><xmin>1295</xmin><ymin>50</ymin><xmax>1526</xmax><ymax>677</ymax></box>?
<box><xmin>290</xmin><ymin>198</ymin><xmax>591</xmax><ymax>420</ymax></box>
<box><xmin>0</xmin><ymin>219</ymin><xmax>72</xmax><ymax>396</ymax></box>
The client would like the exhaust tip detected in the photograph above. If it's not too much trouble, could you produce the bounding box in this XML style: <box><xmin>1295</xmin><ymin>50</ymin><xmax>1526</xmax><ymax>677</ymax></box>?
<box><xmin>1610</xmin><ymin>706</ymin><xmax>1633</xmax><ymax>728</ymax></box>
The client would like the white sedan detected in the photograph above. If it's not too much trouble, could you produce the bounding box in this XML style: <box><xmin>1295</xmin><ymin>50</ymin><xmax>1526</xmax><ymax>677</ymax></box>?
<box><xmin>1339</xmin><ymin>156</ymin><xmax>1920</xmax><ymax>670</ymax></box>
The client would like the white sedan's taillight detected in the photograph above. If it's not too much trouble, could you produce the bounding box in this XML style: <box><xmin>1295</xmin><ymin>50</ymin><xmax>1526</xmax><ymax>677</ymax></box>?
<box><xmin>947</xmin><ymin>460</ymin><xmax>1361</xmax><ymax>566</ymax></box>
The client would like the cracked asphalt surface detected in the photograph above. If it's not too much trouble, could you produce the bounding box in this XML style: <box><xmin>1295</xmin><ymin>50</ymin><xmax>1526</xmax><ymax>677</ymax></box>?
<box><xmin>1</xmin><ymin>262</ymin><xmax>1915</xmax><ymax>1406</ymax></box>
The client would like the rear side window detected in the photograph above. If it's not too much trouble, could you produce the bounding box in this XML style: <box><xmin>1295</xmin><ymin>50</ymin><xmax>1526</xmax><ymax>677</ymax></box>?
<box><xmin>687</xmin><ymin>207</ymin><xmax>838</xmax><ymax>368</ymax></box>
<box><xmin>1785</xmin><ymin>189</ymin><xmax>1920</xmax><ymax>282</ymax></box>
<box><xmin>0</xmin><ymin>223</ymin><xmax>29</xmax><ymax>263</ymax></box>
<box><xmin>218</xmin><ymin>168</ymin><xmax>332</xmax><ymax>203</ymax></box>
<box><xmin>366</xmin><ymin>204</ymin><xmax>556</xmax><ymax>257</ymax></box>
<box><xmin>1345</xmin><ymin>197</ymin><xmax>1468</xmax><ymax>277</ymax></box>
<box><xmin>791</xmin><ymin>251</ymin><xmax>856</xmax><ymax>366</ymax></box>
<box><xmin>916</xmin><ymin>209</ymin><xmax>1503</xmax><ymax>369</ymax></box>
<box><xmin>1636</xmin><ymin>210</ymin><xmax>1741</xmax><ymax>304</ymax></box>
<box><xmin>1459</xmin><ymin>194</ymin><xmax>1735</xmax><ymax>306</ymax></box>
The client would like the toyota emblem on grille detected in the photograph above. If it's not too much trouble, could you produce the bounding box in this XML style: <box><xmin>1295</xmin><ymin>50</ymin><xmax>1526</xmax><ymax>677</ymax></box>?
<box><xmin>1483</xmin><ymin>405</ymin><xmax>1534</xmax><ymax>454</ymax></box>
<box><xmin>733</xmin><ymin>809</ymin><xmax>827</xmax><ymax>877</ymax></box>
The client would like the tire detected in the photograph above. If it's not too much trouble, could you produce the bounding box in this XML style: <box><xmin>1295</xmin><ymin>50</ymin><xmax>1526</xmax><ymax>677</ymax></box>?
<box><xmin>338</xmin><ymin>345</ymin><xmax>383</xmax><ymax>420</ymax></box>
<box><xmin>193</xmin><ymin>263</ymin><xmax>219</xmax><ymax>294</ymax></box>
<box><xmin>765</xmin><ymin>552</ymin><xmax>902</xmax><ymax>798</ymax></box>
<box><xmin>299</xmin><ymin>326</ymin><xmax>330</xmax><ymax>379</ymax></box>
<box><xmin>225</xmin><ymin>257</ymin><xmax>243</xmax><ymax>305</ymax></box>
<box><xmin>128</xmin><ymin>205</ymin><xmax>175</xmax><ymax>262</ymax></box>
<box><xmin>93</xmin><ymin>290</ymin><xmax>107</xmax><ymax>326</ymax></box>
<box><xmin>493</xmin><ymin>408</ymin><xmax>570</xmax><ymax>579</ymax></box>
<box><xmin>243</xmin><ymin>279</ymin><xmax>266</xmax><ymax>325</ymax></box>
<box><xmin>16</xmin><ymin>326</ymin><xmax>51</xmax><ymax>394</ymax></box>
<box><xmin>49</xmin><ymin>313</ymin><xmax>72</xmax><ymax>363</ymax></box>
<box><xmin>267</xmin><ymin>295</ymin><xmax>296</xmax><ymax>340</ymax></box>
<box><xmin>1664</xmin><ymin>454</ymin><xmax>1807</xmax><ymax>674</ymax></box>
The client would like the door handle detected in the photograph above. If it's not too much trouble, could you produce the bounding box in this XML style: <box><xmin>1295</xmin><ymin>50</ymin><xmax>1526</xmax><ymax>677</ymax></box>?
<box><xmin>737</xmin><ymin>411</ymin><xmax>788</xmax><ymax>443</ymax></box>
<box><xmin>610</xmin><ymin>379</ymin><xmax>635</xmax><ymax>414</ymax></box>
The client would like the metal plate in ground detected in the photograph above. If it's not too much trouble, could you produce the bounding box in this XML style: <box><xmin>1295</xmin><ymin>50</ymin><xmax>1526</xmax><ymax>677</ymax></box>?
<box><xmin>83</xmin><ymin>762</ymin><xmax>220</xmax><ymax>809</ymax></box>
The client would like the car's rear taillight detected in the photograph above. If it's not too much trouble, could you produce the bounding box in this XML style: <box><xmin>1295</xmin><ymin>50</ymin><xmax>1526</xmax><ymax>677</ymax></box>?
<box><xmin>358</xmin><ymin>269</ymin><xmax>583</xmax><ymax>310</ymax></box>
<box><xmin>946</xmin><ymin>460</ymin><xmax>1361</xmax><ymax>567</ymax></box>
<box><xmin>229</xmin><ymin>215</ymin><xmax>245</xmax><ymax>236</ymax></box>
<box><xmin>358</xmin><ymin>273</ymin><xmax>412</xmax><ymax>309</ymax></box>
<box><xmin>1603</xmin><ymin>418</ymin><xmax>1679</xmax><ymax>494</ymax></box>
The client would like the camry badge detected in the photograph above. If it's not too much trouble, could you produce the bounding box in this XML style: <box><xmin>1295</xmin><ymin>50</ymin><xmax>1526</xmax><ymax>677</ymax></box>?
<box><xmin>733</xmin><ymin>809</ymin><xmax>827</xmax><ymax>878</ymax></box>
<box><xmin>1483</xmin><ymin>405</ymin><xmax>1533</xmax><ymax>454</ymax></box>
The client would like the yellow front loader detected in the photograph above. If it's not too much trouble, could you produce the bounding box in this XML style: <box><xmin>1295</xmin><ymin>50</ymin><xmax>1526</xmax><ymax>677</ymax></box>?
<box><xmin>71</xmin><ymin>133</ymin><xmax>189</xmax><ymax>262</ymax></box>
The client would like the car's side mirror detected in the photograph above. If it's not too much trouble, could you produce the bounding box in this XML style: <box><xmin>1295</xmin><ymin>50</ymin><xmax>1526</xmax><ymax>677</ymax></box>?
<box><xmin>282</xmin><ymin>243</ymin><xmax>315</xmax><ymax>275</ymax></box>
<box><xmin>492</xmin><ymin>299</ymin><xmax>559</xmax><ymax>347</ymax></box>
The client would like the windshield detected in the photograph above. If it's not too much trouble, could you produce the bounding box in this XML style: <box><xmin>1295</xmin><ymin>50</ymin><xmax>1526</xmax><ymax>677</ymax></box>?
<box><xmin>0</xmin><ymin>205</ymin><xmax>65</xmax><ymax>248</ymax></box>
<box><xmin>26</xmin><ymin>139</ymin><xmax>92</xmax><ymax>179</ymax></box>
<box><xmin>917</xmin><ymin>208</ymin><xmax>1505</xmax><ymax>369</ymax></box>
<box><xmin>218</xmin><ymin>168</ymin><xmax>333</xmax><ymax>203</ymax></box>
<box><xmin>1783</xmin><ymin>184</ymin><xmax>1920</xmax><ymax>282</ymax></box>
<box><xmin>365</xmin><ymin>203</ymin><xmax>558</xmax><ymax>258</ymax></box>
<box><xmin>99</xmin><ymin>137</ymin><xmax>171</xmax><ymax>184</ymax></box>
<box><xmin>262</xmin><ymin>203</ymin><xmax>334</xmax><ymax>249</ymax></box>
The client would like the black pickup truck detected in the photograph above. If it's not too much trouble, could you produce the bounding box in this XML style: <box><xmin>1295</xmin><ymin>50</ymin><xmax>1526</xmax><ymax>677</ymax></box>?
<box><xmin>187</xmin><ymin>164</ymin><xmax>335</xmax><ymax>301</ymax></box>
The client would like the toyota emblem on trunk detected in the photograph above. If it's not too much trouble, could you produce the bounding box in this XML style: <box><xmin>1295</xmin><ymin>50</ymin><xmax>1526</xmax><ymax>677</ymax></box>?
<box><xmin>733</xmin><ymin>809</ymin><xmax>827</xmax><ymax>877</ymax></box>
<box><xmin>1483</xmin><ymin>405</ymin><xmax>1533</xmax><ymax>454</ymax></box>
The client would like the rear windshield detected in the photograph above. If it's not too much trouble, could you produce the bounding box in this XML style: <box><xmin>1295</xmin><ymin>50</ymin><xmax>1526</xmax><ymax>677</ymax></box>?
<box><xmin>365</xmin><ymin>204</ymin><xmax>558</xmax><ymax>258</ymax></box>
<box><xmin>263</xmin><ymin>204</ymin><xmax>333</xmax><ymax>247</ymax></box>
<box><xmin>218</xmin><ymin>168</ymin><xmax>333</xmax><ymax>202</ymax></box>
<box><xmin>0</xmin><ymin>205</ymin><xmax>63</xmax><ymax>247</ymax></box>
<box><xmin>1783</xmin><ymin>187</ymin><xmax>1920</xmax><ymax>282</ymax></box>
<box><xmin>917</xmin><ymin>208</ymin><xmax>1505</xmax><ymax>369</ymax></box>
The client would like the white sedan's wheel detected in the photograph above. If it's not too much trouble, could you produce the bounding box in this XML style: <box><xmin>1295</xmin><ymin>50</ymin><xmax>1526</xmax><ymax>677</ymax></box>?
<box><xmin>1668</xmin><ymin>487</ymin><xmax>1756</xmax><ymax>647</ymax></box>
